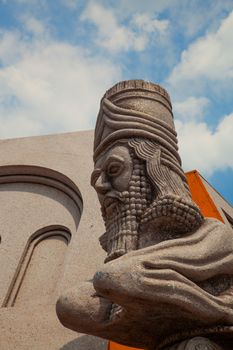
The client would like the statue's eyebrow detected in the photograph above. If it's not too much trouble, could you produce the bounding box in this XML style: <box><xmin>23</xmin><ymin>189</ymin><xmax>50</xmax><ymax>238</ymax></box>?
<box><xmin>90</xmin><ymin>169</ymin><xmax>101</xmax><ymax>186</ymax></box>
<box><xmin>103</xmin><ymin>155</ymin><xmax>124</xmax><ymax>170</ymax></box>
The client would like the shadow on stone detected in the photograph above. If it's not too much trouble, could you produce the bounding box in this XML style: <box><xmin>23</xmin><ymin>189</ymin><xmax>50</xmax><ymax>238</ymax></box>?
<box><xmin>60</xmin><ymin>335</ymin><xmax>107</xmax><ymax>350</ymax></box>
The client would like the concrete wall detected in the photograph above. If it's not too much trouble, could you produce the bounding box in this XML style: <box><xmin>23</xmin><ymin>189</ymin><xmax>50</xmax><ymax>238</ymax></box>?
<box><xmin>0</xmin><ymin>130</ymin><xmax>107</xmax><ymax>350</ymax></box>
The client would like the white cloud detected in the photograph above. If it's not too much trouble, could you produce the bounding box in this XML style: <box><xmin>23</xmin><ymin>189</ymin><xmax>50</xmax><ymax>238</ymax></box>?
<box><xmin>168</xmin><ymin>11</ymin><xmax>233</xmax><ymax>89</ymax></box>
<box><xmin>167</xmin><ymin>9</ymin><xmax>233</xmax><ymax>177</ymax></box>
<box><xmin>0</xmin><ymin>26</ymin><xmax>121</xmax><ymax>139</ymax></box>
<box><xmin>170</xmin><ymin>0</ymin><xmax>233</xmax><ymax>38</ymax></box>
<box><xmin>0</xmin><ymin>30</ymin><xmax>25</xmax><ymax>65</ymax></box>
<box><xmin>176</xmin><ymin>113</ymin><xmax>233</xmax><ymax>176</ymax></box>
<box><xmin>173</xmin><ymin>96</ymin><xmax>210</xmax><ymax>121</ymax></box>
<box><xmin>131</xmin><ymin>13</ymin><xmax>169</xmax><ymax>33</ymax></box>
<box><xmin>81</xmin><ymin>2</ymin><xmax>169</xmax><ymax>53</ymax></box>
<box><xmin>23</xmin><ymin>16</ymin><xmax>46</xmax><ymax>36</ymax></box>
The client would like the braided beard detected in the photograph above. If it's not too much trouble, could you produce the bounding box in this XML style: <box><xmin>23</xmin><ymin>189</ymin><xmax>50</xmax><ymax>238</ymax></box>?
<box><xmin>101</xmin><ymin>156</ymin><xmax>151</xmax><ymax>263</ymax></box>
<box><xmin>138</xmin><ymin>194</ymin><xmax>204</xmax><ymax>248</ymax></box>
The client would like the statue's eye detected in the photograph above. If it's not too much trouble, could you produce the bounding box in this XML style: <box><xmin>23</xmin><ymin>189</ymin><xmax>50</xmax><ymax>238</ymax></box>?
<box><xmin>107</xmin><ymin>162</ymin><xmax>123</xmax><ymax>177</ymax></box>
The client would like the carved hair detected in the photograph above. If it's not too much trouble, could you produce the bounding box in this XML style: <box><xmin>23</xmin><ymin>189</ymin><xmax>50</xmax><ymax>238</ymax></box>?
<box><xmin>128</xmin><ymin>138</ymin><xmax>190</xmax><ymax>199</ymax></box>
<box><xmin>128</xmin><ymin>138</ymin><xmax>204</xmax><ymax>234</ymax></box>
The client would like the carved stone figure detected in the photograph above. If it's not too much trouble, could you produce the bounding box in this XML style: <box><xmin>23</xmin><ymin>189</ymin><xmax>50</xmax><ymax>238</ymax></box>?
<box><xmin>57</xmin><ymin>80</ymin><xmax>233</xmax><ymax>349</ymax></box>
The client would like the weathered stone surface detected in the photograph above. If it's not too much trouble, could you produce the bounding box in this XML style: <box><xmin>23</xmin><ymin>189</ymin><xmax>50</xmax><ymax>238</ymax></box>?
<box><xmin>165</xmin><ymin>337</ymin><xmax>222</xmax><ymax>349</ymax></box>
<box><xmin>57</xmin><ymin>80</ymin><xmax>233</xmax><ymax>349</ymax></box>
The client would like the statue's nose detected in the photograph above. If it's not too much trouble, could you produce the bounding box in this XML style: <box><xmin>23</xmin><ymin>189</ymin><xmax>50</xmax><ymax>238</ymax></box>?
<box><xmin>94</xmin><ymin>173</ymin><xmax>111</xmax><ymax>194</ymax></box>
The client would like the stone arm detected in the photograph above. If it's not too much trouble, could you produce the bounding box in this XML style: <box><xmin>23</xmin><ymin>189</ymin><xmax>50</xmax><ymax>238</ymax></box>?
<box><xmin>57</xmin><ymin>219</ymin><xmax>233</xmax><ymax>349</ymax></box>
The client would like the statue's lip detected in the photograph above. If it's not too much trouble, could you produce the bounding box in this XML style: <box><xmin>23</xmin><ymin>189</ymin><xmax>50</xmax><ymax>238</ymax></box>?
<box><xmin>104</xmin><ymin>197</ymin><xmax>117</xmax><ymax>207</ymax></box>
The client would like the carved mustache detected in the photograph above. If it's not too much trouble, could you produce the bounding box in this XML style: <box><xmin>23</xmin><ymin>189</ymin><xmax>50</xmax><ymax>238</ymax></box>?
<box><xmin>102</xmin><ymin>191</ymin><xmax>127</xmax><ymax>217</ymax></box>
<box><xmin>103</xmin><ymin>191</ymin><xmax>125</xmax><ymax>205</ymax></box>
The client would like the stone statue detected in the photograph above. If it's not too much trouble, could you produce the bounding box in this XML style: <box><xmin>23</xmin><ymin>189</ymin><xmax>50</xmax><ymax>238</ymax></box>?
<box><xmin>57</xmin><ymin>80</ymin><xmax>233</xmax><ymax>349</ymax></box>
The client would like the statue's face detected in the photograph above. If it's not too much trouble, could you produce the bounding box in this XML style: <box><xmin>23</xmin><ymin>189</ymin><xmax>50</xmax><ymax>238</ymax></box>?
<box><xmin>91</xmin><ymin>143</ymin><xmax>151</xmax><ymax>261</ymax></box>
<box><xmin>91</xmin><ymin>145</ymin><xmax>133</xmax><ymax>217</ymax></box>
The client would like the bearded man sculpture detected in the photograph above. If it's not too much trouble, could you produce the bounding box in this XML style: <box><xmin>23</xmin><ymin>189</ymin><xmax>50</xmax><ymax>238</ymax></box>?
<box><xmin>57</xmin><ymin>80</ymin><xmax>233</xmax><ymax>349</ymax></box>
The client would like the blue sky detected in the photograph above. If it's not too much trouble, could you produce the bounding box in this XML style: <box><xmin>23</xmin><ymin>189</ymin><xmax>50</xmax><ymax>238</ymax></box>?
<box><xmin>0</xmin><ymin>0</ymin><xmax>232</xmax><ymax>205</ymax></box>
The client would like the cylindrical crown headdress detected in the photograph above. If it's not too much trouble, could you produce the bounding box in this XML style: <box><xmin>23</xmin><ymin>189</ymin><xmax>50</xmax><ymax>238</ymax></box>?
<box><xmin>94</xmin><ymin>80</ymin><xmax>183</xmax><ymax>179</ymax></box>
